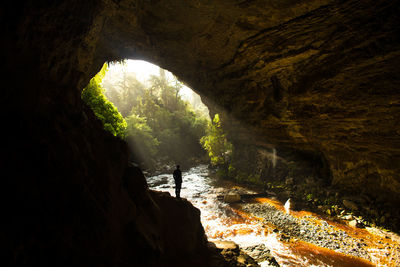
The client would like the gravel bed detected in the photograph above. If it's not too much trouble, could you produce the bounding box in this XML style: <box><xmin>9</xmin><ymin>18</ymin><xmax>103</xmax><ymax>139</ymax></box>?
<box><xmin>241</xmin><ymin>203</ymin><xmax>370</xmax><ymax>260</ymax></box>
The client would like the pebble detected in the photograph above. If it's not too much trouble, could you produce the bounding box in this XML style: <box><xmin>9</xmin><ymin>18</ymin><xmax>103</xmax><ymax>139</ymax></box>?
<box><xmin>242</xmin><ymin>202</ymin><xmax>370</xmax><ymax>259</ymax></box>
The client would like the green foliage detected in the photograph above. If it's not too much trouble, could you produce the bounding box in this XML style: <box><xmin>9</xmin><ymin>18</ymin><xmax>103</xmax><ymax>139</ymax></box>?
<box><xmin>99</xmin><ymin>63</ymin><xmax>209</xmax><ymax>168</ymax></box>
<box><xmin>128</xmin><ymin>78</ymin><xmax>208</xmax><ymax>165</ymax></box>
<box><xmin>82</xmin><ymin>63</ymin><xmax>127</xmax><ymax>138</ymax></box>
<box><xmin>200</xmin><ymin>114</ymin><xmax>232</xmax><ymax>166</ymax></box>
<box><xmin>125</xmin><ymin>114</ymin><xmax>159</xmax><ymax>164</ymax></box>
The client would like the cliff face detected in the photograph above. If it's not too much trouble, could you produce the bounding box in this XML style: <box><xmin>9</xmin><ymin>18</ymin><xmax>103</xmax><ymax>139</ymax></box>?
<box><xmin>2</xmin><ymin>0</ymin><xmax>400</xmax><ymax>265</ymax></box>
<box><xmin>213</xmin><ymin>0</ymin><xmax>400</xmax><ymax>202</ymax></box>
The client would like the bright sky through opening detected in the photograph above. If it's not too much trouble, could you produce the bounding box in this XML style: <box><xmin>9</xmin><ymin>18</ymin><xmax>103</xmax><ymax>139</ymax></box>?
<box><xmin>107</xmin><ymin>59</ymin><xmax>193</xmax><ymax>99</ymax></box>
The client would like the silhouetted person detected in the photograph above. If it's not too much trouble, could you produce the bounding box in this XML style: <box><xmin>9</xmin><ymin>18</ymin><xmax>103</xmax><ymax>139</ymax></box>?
<box><xmin>173</xmin><ymin>165</ymin><xmax>182</xmax><ymax>199</ymax></box>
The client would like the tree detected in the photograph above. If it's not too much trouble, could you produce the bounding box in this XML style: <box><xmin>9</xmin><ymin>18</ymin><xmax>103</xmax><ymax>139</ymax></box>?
<box><xmin>200</xmin><ymin>114</ymin><xmax>232</xmax><ymax>166</ymax></box>
<box><xmin>98</xmin><ymin>61</ymin><xmax>210</xmax><ymax>169</ymax></box>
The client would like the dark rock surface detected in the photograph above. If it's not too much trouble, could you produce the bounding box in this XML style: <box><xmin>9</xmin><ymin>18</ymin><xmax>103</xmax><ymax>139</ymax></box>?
<box><xmin>212</xmin><ymin>241</ymin><xmax>261</xmax><ymax>267</ymax></box>
<box><xmin>241</xmin><ymin>244</ymin><xmax>280</xmax><ymax>266</ymax></box>
<box><xmin>2</xmin><ymin>0</ymin><xmax>400</xmax><ymax>266</ymax></box>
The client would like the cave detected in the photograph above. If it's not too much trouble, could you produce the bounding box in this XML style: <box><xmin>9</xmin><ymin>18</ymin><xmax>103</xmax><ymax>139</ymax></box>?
<box><xmin>2</xmin><ymin>0</ymin><xmax>400</xmax><ymax>266</ymax></box>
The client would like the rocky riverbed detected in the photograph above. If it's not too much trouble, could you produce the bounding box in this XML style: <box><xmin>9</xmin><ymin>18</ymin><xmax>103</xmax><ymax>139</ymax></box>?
<box><xmin>242</xmin><ymin>201</ymin><xmax>370</xmax><ymax>259</ymax></box>
<box><xmin>147</xmin><ymin>164</ymin><xmax>400</xmax><ymax>266</ymax></box>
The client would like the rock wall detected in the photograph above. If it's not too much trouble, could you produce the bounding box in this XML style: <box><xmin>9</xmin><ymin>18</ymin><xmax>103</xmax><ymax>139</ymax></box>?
<box><xmin>94</xmin><ymin>0</ymin><xmax>399</xmax><ymax>204</ymax></box>
<box><xmin>213</xmin><ymin>0</ymin><xmax>400</xmax><ymax>204</ymax></box>
<box><xmin>2</xmin><ymin>0</ymin><xmax>400</xmax><ymax>265</ymax></box>
<box><xmin>97</xmin><ymin>1</ymin><xmax>400</xmax><ymax>195</ymax></box>
<box><xmin>2</xmin><ymin>1</ymin><xmax>211</xmax><ymax>266</ymax></box>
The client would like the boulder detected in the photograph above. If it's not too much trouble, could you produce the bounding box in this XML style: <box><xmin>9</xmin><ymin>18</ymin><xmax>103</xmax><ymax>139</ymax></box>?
<box><xmin>342</xmin><ymin>214</ymin><xmax>353</xmax><ymax>220</ymax></box>
<box><xmin>349</xmin><ymin>219</ymin><xmax>365</xmax><ymax>228</ymax></box>
<box><xmin>349</xmin><ymin>220</ymin><xmax>358</xmax><ymax>227</ymax></box>
<box><xmin>224</xmin><ymin>193</ymin><xmax>241</xmax><ymax>203</ymax></box>
<box><xmin>213</xmin><ymin>241</ymin><xmax>259</xmax><ymax>267</ymax></box>
<box><xmin>213</xmin><ymin>240</ymin><xmax>239</xmax><ymax>251</ymax></box>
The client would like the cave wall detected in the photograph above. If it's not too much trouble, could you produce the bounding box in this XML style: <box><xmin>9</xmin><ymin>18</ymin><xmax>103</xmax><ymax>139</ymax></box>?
<box><xmin>2</xmin><ymin>0</ymin><xmax>400</xmax><ymax>265</ymax></box>
<box><xmin>2</xmin><ymin>1</ymin><xmax>210</xmax><ymax>266</ymax></box>
<box><xmin>94</xmin><ymin>0</ymin><xmax>400</xmax><ymax>204</ymax></box>
<box><xmin>212</xmin><ymin>0</ymin><xmax>400</xmax><ymax>203</ymax></box>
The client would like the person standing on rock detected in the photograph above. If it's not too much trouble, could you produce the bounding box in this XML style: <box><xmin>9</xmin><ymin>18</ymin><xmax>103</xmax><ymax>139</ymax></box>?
<box><xmin>173</xmin><ymin>165</ymin><xmax>182</xmax><ymax>199</ymax></box>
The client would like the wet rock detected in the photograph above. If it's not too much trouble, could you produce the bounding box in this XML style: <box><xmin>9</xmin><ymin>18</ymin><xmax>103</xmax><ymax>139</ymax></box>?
<box><xmin>214</xmin><ymin>241</ymin><xmax>259</xmax><ymax>267</ymax></box>
<box><xmin>342</xmin><ymin>214</ymin><xmax>353</xmax><ymax>220</ymax></box>
<box><xmin>243</xmin><ymin>244</ymin><xmax>279</xmax><ymax>266</ymax></box>
<box><xmin>349</xmin><ymin>220</ymin><xmax>358</xmax><ymax>227</ymax></box>
<box><xmin>213</xmin><ymin>240</ymin><xmax>239</xmax><ymax>251</ymax></box>
<box><xmin>260</xmin><ymin>257</ymin><xmax>280</xmax><ymax>267</ymax></box>
<box><xmin>242</xmin><ymin>244</ymin><xmax>276</xmax><ymax>264</ymax></box>
<box><xmin>224</xmin><ymin>193</ymin><xmax>241</xmax><ymax>203</ymax></box>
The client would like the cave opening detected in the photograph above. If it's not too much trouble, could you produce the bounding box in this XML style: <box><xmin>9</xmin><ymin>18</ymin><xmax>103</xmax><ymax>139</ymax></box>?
<box><xmin>4</xmin><ymin>1</ymin><xmax>400</xmax><ymax>266</ymax></box>
<box><xmin>80</xmin><ymin>59</ymin><xmax>391</xmax><ymax>266</ymax></box>
<box><xmin>82</xmin><ymin>59</ymin><xmax>212</xmax><ymax>173</ymax></box>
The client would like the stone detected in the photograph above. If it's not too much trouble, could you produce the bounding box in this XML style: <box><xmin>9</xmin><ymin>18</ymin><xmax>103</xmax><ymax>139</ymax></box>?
<box><xmin>342</xmin><ymin>214</ymin><xmax>353</xmax><ymax>220</ymax></box>
<box><xmin>349</xmin><ymin>219</ymin><xmax>365</xmax><ymax>228</ymax></box>
<box><xmin>326</xmin><ymin>209</ymin><xmax>332</xmax><ymax>215</ymax></box>
<box><xmin>349</xmin><ymin>220</ymin><xmax>358</xmax><ymax>227</ymax></box>
<box><xmin>343</xmin><ymin>199</ymin><xmax>358</xmax><ymax>211</ymax></box>
<box><xmin>213</xmin><ymin>240</ymin><xmax>239</xmax><ymax>251</ymax></box>
<box><xmin>236</xmin><ymin>254</ymin><xmax>247</xmax><ymax>264</ymax></box>
<box><xmin>224</xmin><ymin>193</ymin><xmax>241</xmax><ymax>203</ymax></box>
<box><xmin>215</xmin><ymin>241</ymin><xmax>259</xmax><ymax>266</ymax></box>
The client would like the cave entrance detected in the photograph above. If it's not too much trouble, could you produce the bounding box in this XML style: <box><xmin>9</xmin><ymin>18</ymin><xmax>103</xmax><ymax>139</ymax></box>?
<box><xmin>80</xmin><ymin>60</ymin><xmax>397</xmax><ymax>267</ymax></box>
<box><xmin>82</xmin><ymin>59</ymin><xmax>211</xmax><ymax>173</ymax></box>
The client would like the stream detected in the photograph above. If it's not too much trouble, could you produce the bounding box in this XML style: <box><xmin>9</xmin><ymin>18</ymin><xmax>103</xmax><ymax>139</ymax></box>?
<box><xmin>147</xmin><ymin>165</ymin><xmax>400</xmax><ymax>266</ymax></box>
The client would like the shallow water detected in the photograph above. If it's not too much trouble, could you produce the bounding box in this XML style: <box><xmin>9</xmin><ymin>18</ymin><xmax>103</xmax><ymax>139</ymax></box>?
<box><xmin>147</xmin><ymin>165</ymin><xmax>400</xmax><ymax>266</ymax></box>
